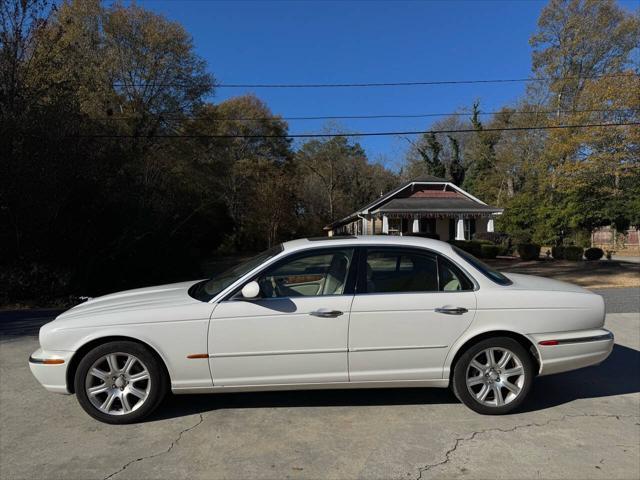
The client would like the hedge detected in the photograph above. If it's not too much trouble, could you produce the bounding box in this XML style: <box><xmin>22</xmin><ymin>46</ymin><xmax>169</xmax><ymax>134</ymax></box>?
<box><xmin>449</xmin><ymin>240</ymin><xmax>483</xmax><ymax>257</ymax></box>
<box><xmin>564</xmin><ymin>246</ymin><xmax>584</xmax><ymax>261</ymax></box>
<box><xmin>584</xmin><ymin>247</ymin><xmax>604</xmax><ymax>261</ymax></box>
<box><xmin>551</xmin><ymin>245</ymin><xmax>565</xmax><ymax>260</ymax></box>
<box><xmin>480</xmin><ymin>244</ymin><xmax>501</xmax><ymax>259</ymax></box>
<box><xmin>473</xmin><ymin>232</ymin><xmax>508</xmax><ymax>244</ymax></box>
<box><xmin>517</xmin><ymin>243</ymin><xmax>541</xmax><ymax>261</ymax></box>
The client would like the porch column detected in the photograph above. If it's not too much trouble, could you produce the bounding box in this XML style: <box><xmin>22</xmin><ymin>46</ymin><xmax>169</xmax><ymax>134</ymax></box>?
<box><xmin>487</xmin><ymin>218</ymin><xmax>495</xmax><ymax>233</ymax></box>
<box><xmin>412</xmin><ymin>218</ymin><xmax>420</xmax><ymax>233</ymax></box>
<box><xmin>382</xmin><ymin>215</ymin><xmax>389</xmax><ymax>234</ymax></box>
<box><xmin>361</xmin><ymin>217</ymin><xmax>368</xmax><ymax>235</ymax></box>
<box><xmin>455</xmin><ymin>217</ymin><xmax>465</xmax><ymax>240</ymax></box>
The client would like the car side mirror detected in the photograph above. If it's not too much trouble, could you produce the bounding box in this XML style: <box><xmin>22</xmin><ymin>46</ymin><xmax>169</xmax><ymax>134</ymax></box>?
<box><xmin>241</xmin><ymin>281</ymin><xmax>260</xmax><ymax>299</ymax></box>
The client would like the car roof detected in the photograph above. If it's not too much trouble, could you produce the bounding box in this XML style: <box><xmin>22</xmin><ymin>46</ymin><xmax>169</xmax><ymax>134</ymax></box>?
<box><xmin>281</xmin><ymin>235</ymin><xmax>454</xmax><ymax>254</ymax></box>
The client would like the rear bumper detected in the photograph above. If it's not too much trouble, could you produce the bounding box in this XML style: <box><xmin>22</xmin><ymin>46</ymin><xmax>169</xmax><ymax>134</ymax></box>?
<box><xmin>29</xmin><ymin>348</ymin><xmax>74</xmax><ymax>394</ymax></box>
<box><xmin>531</xmin><ymin>329</ymin><xmax>614</xmax><ymax>376</ymax></box>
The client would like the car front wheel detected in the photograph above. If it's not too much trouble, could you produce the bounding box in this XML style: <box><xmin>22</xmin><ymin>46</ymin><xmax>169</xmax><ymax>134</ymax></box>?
<box><xmin>452</xmin><ymin>337</ymin><xmax>534</xmax><ymax>415</ymax></box>
<box><xmin>74</xmin><ymin>341</ymin><xmax>167</xmax><ymax>424</ymax></box>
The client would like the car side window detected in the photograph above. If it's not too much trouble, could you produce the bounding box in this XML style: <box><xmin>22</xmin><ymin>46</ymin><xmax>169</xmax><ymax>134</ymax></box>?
<box><xmin>363</xmin><ymin>248</ymin><xmax>474</xmax><ymax>294</ymax></box>
<box><xmin>365</xmin><ymin>250</ymin><xmax>439</xmax><ymax>293</ymax></box>
<box><xmin>438</xmin><ymin>255</ymin><xmax>474</xmax><ymax>291</ymax></box>
<box><xmin>257</xmin><ymin>249</ymin><xmax>354</xmax><ymax>298</ymax></box>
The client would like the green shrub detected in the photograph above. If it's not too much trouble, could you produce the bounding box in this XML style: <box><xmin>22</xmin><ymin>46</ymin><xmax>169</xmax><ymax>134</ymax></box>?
<box><xmin>480</xmin><ymin>244</ymin><xmax>501</xmax><ymax>259</ymax></box>
<box><xmin>517</xmin><ymin>243</ymin><xmax>541</xmax><ymax>261</ymax></box>
<box><xmin>474</xmin><ymin>232</ymin><xmax>512</xmax><ymax>254</ymax></box>
<box><xmin>584</xmin><ymin>247</ymin><xmax>604</xmax><ymax>261</ymax></box>
<box><xmin>474</xmin><ymin>232</ymin><xmax>508</xmax><ymax>244</ymax></box>
<box><xmin>450</xmin><ymin>240</ymin><xmax>483</xmax><ymax>257</ymax></box>
<box><xmin>551</xmin><ymin>246</ymin><xmax>565</xmax><ymax>260</ymax></box>
<box><xmin>564</xmin><ymin>246</ymin><xmax>584</xmax><ymax>261</ymax></box>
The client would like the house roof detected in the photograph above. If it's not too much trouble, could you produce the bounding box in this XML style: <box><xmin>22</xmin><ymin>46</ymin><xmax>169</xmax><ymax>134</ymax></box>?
<box><xmin>355</xmin><ymin>175</ymin><xmax>450</xmax><ymax>213</ymax></box>
<box><xmin>376</xmin><ymin>197</ymin><xmax>503</xmax><ymax>214</ymax></box>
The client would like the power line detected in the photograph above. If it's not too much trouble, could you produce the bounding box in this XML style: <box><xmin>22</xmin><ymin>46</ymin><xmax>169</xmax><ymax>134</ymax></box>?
<box><xmin>111</xmin><ymin>73</ymin><xmax>638</xmax><ymax>89</ymax></box>
<box><xmin>99</xmin><ymin>108</ymin><xmax>637</xmax><ymax>122</ymax></box>
<box><xmin>67</xmin><ymin>121</ymin><xmax>640</xmax><ymax>139</ymax></box>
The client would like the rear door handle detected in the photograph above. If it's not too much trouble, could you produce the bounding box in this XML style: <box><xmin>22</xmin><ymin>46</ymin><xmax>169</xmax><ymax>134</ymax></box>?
<box><xmin>310</xmin><ymin>309</ymin><xmax>343</xmax><ymax>318</ymax></box>
<box><xmin>435</xmin><ymin>307</ymin><xmax>468</xmax><ymax>315</ymax></box>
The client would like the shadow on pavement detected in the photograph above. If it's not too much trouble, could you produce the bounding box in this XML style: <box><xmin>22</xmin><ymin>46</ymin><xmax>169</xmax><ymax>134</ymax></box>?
<box><xmin>149</xmin><ymin>387</ymin><xmax>458</xmax><ymax>422</ymax></box>
<box><xmin>148</xmin><ymin>344</ymin><xmax>639</xmax><ymax>422</ymax></box>
<box><xmin>522</xmin><ymin>343</ymin><xmax>640</xmax><ymax>412</ymax></box>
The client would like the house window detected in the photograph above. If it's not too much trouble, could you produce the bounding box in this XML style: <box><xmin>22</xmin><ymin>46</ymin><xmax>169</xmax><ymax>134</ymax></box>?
<box><xmin>448</xmin><ymin>218</ymin><xmax>476</xmax><ymax>240</ymax></box>
<box><xmin>388</xmin><ymin>218</ymin><xmax>402</xmax><ymax>235</ymax></box>
<box><xmin>464</xmin><ymin>219</ymin><xmax>476</xmax><ymax>240</ymax></box>
<box><xmin>463</xmin><ymin>220</ymin><xmax>471</xmax><ymax>240</ymax></box>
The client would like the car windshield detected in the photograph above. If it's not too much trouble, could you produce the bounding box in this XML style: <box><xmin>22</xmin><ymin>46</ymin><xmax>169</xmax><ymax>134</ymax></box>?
<box><xmin>189</xmin><ymin>244</ymin><xmax>283</xmax><ymax>302</ymax></box>
<box><xmin>452</xmin><ymin>246</ymin><xmax>513</xmax><ymax>286</ymax></box>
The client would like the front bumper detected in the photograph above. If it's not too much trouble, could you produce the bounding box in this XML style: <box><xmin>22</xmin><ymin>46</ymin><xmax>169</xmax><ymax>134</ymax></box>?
<box><xmin>29</xmin><ymin>348</ymin><xmax>74</xmax><ymax>394</ymax></box>
<box><xmin>531</xmin><ymin>329</ymin><xmax>614</xmax><ymax>376</ymax></box>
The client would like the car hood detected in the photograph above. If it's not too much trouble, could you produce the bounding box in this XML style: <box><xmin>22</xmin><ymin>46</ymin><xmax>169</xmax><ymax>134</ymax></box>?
<box><xmin>503</xmin><ymin>273</ymin><xmax>591</xmax><ymax>294</ymax></box>
<box><xmin>56</xmin><ymin>280</ymin><xmax>203</xmax><ymax>321</ymax></box>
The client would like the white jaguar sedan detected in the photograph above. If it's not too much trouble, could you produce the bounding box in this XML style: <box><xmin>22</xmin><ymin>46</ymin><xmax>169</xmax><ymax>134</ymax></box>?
<box><xmin>30</xmin><ymin>236</ymin><xmax>613</xmax><ymax>423</ymax></box>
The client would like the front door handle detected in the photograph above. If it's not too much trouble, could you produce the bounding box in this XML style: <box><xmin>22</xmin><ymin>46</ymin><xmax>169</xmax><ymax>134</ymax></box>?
<box><xmin>310</xmin><ymin>308</ymin><xmax>343</xmax><ymax>318</ymax></box>
<box><xmin>435</xmin><ymin>307</ymin><xmax>468</xmax><ymax>315</ymax></box>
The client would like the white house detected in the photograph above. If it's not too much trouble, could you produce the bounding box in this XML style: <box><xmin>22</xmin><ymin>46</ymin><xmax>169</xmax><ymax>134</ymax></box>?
<box><xmin>324</xmin><ymin>175</ymin><xmax>502</xmax><ymax>241</ymax></box>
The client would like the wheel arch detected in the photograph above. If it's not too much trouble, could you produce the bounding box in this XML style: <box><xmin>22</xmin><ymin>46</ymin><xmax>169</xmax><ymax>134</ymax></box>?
<box><xmin>446</xmin><ymin>330</ymin><xmax>541</xmax><ymax>381</ymax></box>
<box><xmin>66</xmin><ymin>336</ymin><xmax>171</xmax><ymax>394</ymax></box>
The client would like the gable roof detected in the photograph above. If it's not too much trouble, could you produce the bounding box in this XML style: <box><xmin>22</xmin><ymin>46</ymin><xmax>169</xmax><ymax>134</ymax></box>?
<box><xmin>355</xmin><ymin>175</ymin><xmax>449</xmax><ymax>213</ymax></box>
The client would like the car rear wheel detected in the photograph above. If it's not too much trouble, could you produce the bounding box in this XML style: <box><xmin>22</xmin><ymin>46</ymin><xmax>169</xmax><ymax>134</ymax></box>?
<box><xmin>74</xmin><ymin>341</ymin><xmax>167</xmax><ymax>424</ymax></box>
<box><xmin>452</xmin><ymin>337</ymin><xmax>534</xmax><ymax>415</ymax></box>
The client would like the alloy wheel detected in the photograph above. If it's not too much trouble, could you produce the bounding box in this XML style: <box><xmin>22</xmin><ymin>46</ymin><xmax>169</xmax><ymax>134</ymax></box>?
<box><xmin>465</xmin><ymin>347</ymin><xmax>525</xmax><ymax>407</ymax></box>
<box><xmin>84</xmin><ymin>352</ymin><xmax>151</xmax><ymax>415</ymax></box>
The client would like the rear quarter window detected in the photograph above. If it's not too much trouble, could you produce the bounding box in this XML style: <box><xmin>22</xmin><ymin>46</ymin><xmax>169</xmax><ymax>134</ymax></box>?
<box><xmin>453</xmin><ymin>246</ymin><xmax>512</xmax><ymax>286</ymax></box>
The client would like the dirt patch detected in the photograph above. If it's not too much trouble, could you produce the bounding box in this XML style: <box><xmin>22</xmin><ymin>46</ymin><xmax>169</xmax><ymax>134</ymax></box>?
<box><xmin>486</xmin><ymin>258</ymin><xmax>640</xmax><ymax>289</ymax></box>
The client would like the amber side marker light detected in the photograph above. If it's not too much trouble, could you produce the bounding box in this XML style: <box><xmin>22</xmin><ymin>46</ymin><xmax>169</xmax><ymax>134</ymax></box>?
<box><xmin>186</xmin><ymin>353</ymin><xmax>209</xmax><ymax>359</ymax></box>
<box><xmin>29</xmin><ymin>356</ymin><xmax>65</xmax><ymax>365</ymax></box>
<box><xmin>539</xmin><ymin>340</ymin><xmax>559</xmax><ymax>346</ymax></box>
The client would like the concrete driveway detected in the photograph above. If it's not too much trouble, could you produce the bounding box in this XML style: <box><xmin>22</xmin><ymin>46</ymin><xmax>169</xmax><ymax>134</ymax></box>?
<box><xmin>1</xmin><ymin>312</ymin><xmax>638</xmax><ymax>479</ymax></box>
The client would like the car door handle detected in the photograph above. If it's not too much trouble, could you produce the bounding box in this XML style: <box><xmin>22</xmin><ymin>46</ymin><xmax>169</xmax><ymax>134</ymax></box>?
<box><xmin>435</xmin><ymin>307</ymin><xmax>468</xmax><ymax>315</ymax></box>
<box><xmin>310</xmin><ymin>309</ymin><xmax>343</xmax><ymax>318</ymax></box>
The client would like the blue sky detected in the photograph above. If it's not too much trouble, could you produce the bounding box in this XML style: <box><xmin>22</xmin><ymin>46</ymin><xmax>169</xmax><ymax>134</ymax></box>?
<box><xmin>132</xmin><ymin>0</ymin><xmax>634</xmax><ymax>167</ymax></box>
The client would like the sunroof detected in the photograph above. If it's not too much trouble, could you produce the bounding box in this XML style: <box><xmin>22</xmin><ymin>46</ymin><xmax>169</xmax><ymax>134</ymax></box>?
<box><xmin>307</xmin><ymin>236</ymin><xmax>357</xmax><ymax>241</ymax></box>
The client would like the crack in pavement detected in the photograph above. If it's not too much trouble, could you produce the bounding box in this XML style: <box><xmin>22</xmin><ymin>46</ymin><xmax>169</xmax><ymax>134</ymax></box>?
<box><xmin>414</xmin><ymin>413</ymin><xmax>639</xmax><ymax>480</ymax></box>
<box><xmin>103</xmin><ymin>413</ymin><xmax>205</xmax><ymax>480</ymax></box>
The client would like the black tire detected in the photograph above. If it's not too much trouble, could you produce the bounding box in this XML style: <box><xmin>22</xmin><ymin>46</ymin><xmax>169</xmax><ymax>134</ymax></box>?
<box><xmin>74</xmin><ymin>341</ymin><xmax>168</xmax><ymax>424</ymax></box>
<box><xmin>452</xmin><ymin>337</ymin><xmax>534</xmax><ymax>415</ymax></box>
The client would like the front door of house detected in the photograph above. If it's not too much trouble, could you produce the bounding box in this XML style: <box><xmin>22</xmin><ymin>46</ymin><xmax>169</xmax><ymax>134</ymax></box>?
<box><xmin>420</xmin><ymin>218</ymin><xmax>436</xmax><ymax>234</ymax></box>
<box><xmin>401</xmin><ymin>218</ymin><xmax>411</xmax><ymax>234</ymax></box>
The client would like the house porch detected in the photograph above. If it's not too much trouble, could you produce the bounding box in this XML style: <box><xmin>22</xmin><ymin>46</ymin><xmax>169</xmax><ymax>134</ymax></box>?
<box><xmin>334</xmin><ymin>213</ymin><xmax>496</xmax><ymax>241</ymax></box>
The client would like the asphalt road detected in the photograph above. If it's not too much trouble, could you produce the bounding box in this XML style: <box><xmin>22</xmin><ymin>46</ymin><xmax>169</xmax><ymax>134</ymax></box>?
<box><xmin>592</xmin><ymin>287</ymin><xmax>640</xmax><ymax>314</ymax></box>
<box><xmin>1</xmin><ymin>291</ymin><xmax>639</xmax><ymax>480</ymax></box>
